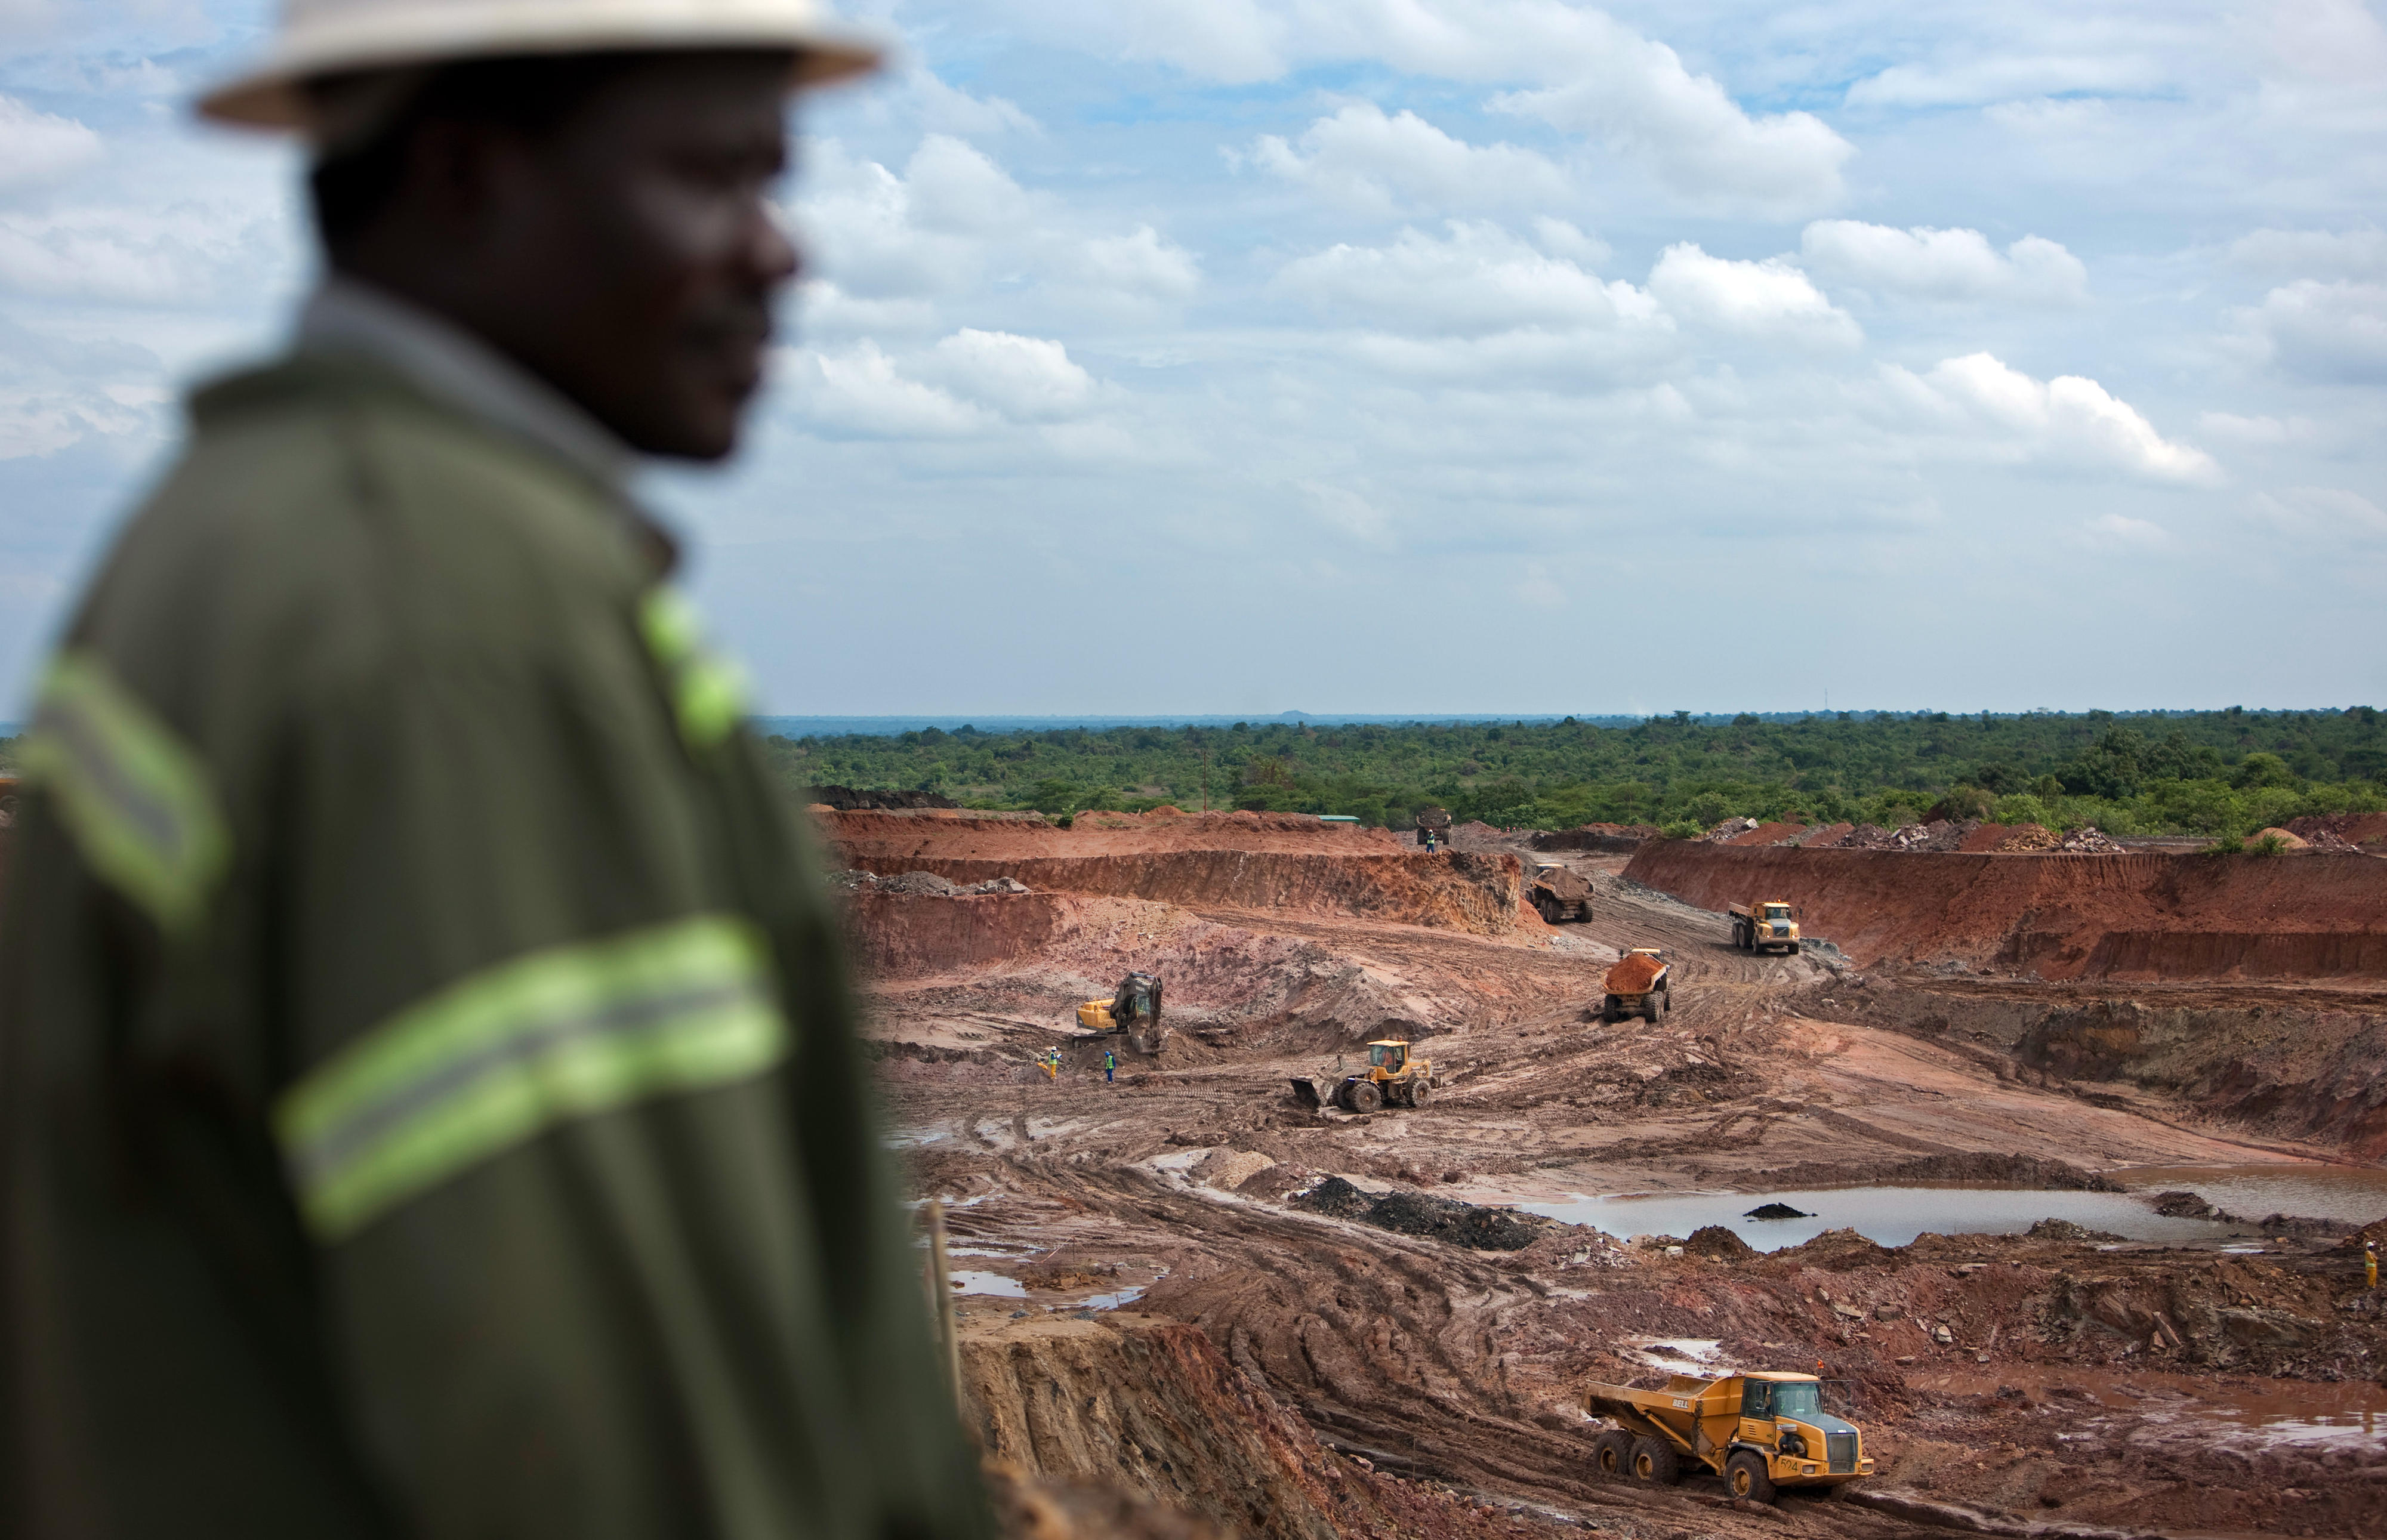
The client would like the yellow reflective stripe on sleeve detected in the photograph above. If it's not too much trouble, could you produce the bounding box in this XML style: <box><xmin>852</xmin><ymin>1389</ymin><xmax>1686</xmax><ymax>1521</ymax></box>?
<box><xmin>638</xmin><ymin>587</ymin><xmax>749</xmax><ymax>751</ymax></box>
<box><xmin>275</xmin><ymin>914</ymin><xmax>789</xmax><ymax>1242</ymax></box>
<box><xmin>18</xmin><ymin>650</ymin><xmax>230</xmax><ymax>936</ymax></box>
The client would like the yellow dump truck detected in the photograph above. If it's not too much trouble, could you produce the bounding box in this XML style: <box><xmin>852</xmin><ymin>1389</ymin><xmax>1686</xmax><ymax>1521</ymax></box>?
<box><xmin>1528</xmin><ymin>862</ymin><xmax>1594</xmax><ymax>923</ymax></box>
<box><xmin>1728</xmin><ymin>900</ymin><xmax>1802</xmax><ymax>955</ymax></box>
<box><xmin>1599</xmin><ymin>948</ymin><xmax>1671</xmax><ymax>1023</ymax></box>
<box><xmin>1584</xmin><ymin>1370</ymin><xmax>1871</xmax><ymax>1504</ymax></box>
<box><xmin>1290</xmin><ymin>1039</ymin><xmax>1433</xmax><ymax>1114</ymax></box>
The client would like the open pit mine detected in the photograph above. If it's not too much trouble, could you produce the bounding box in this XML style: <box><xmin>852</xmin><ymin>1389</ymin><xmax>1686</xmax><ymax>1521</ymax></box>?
<box><xmin>828</xmin><ymin>806</ymin><xmax>2387</xmax><ymax>1540</ymax></box>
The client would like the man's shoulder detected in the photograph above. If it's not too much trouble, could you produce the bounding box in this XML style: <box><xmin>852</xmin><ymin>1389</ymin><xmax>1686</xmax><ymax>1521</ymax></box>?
<box><xmin>91</xmin><ymin>355</ymin><xmax>643</xmax><ymax>659</ymax></box>
<box><xmin>64</xmin><ymin>354</ymin><xmax>657</xmax><ymax>752</ymax></box>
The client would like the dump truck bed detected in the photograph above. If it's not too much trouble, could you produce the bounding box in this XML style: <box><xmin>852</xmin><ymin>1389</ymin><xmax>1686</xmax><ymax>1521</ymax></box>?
<box><xmin>1582</xmin><ymin>1376</ymin><xmax>1736</xmax><ymax>1461</ymax></box>
<box><xmin>1602</xmin><ymin>952</ymin><xmax>1666</xmax><ymax>995</ymax></box>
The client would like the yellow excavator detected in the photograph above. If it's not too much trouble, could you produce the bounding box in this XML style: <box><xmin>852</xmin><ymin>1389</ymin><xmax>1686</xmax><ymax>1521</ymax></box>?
<box><xmin>1075</xmin><ymin>971</ymin><xmax>1168</xmax><ymax>1054</ymax></box>
<box><xmin>1583</xmin><ymin>1370</ymin><xmax>1872</xmax><ymax>1504</ymax></box>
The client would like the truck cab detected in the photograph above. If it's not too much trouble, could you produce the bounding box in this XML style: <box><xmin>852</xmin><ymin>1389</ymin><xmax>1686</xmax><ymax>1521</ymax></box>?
<box><xmin>1729</xmin><ymin>900</ymin><xmax>1802</xmax><ymax>955</ymax></box>
<box><xmin>1733</xmin><ymin>1373</ymin><xmax>1870</xmax><ymax>1492</ymax></box>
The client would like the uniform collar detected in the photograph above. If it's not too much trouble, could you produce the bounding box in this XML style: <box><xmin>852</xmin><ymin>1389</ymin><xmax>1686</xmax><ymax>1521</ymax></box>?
<box><xmin>296</xmin><ymin>276</ymin><xmax>638</xmax><ymax>492</ymax></box>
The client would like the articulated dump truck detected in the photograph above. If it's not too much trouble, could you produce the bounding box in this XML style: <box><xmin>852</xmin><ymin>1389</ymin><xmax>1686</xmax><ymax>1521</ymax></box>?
<box><xmin>1583</xmin><ymin>1371</ymin><xmax>1871</xmax><ymax>1504</ymax></box>
<box><xmin>1527</xmin><ymin>862</ymin><xmax>1594</xmax><ymax>923</ymax></box>
<box><xmin>1728</xmin><ymin>899</ymin><xmax>1802</xmax><ymax>955</ymax></box>
<box><xmin>1599</xmin><ymin>948</ymin><xmax>1670</xmax><ymax>1023</ymax></box>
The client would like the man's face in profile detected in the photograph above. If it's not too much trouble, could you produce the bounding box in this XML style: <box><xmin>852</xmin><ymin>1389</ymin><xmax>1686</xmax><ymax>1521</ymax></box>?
<box><xmin>475</xmin><ymin>52</ymin><xmax>800</xmax><ymax>460</ymax></box>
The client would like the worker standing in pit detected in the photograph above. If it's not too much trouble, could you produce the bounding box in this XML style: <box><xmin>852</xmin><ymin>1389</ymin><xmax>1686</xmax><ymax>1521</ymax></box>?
<box><xmin>2369</xmin><ymin>1240</ymin><xmax>2378</xmax><ymax>1289</ymax></box>
<box><xmin>0</xmin><ymin>5</ymin><xmax>992</xmax><ymax>1538</ymax></box>
<box><xmin>1105</xmin><ymin>1048</ymin><xmax>1117</xmax><ymax>1085</ymax></box>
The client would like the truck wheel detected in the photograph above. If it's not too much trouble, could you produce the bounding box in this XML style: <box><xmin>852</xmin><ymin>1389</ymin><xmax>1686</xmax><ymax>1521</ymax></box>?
<box><xmin>1629</xmin><ymin>1437</ymin><xmax>1681</xmax><ymax>1485</ymax></box>
<box><xmin>1408</xmin><ymin>1079</ymin><xmax>1430</xmax><ymax>1109</ymax></box>
<box><xmin>1662</xmin><ymin>989</ymin><xmax>1673</xmax><ymax>1013</ymax></box>
<box><xmin>1602</xmin><ymin>995</ymin><xmax>1620</xmax><ymax>1022</ymax></box>
<box><xmin>1790</xmin><ymin>942</ymin><xmax>1802</xmax><ymax>955</ymax></box>
<box><xmin>1347</xmin><ymin>1079</ymin><xmax>1383</xmax><ymax>1115</ymax></box>
<box><xmin>1591</xmin><ymin>1431</ymin><xmax>1633</xmax><ymax>1479</ymax></box>
<box><xmin>1642</xmin><ymin>996</ymin><xmax>1660</xmax><ymax>1024</ymax></box>
<box><xmin>1726</xmin><ymin>1450</ymin><xmax>1777</xmax><ymax>1504</ymax></box>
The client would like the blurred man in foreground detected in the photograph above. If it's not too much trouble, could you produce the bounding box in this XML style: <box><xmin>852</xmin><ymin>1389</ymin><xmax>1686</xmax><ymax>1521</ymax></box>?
<box><xmin>1</xmin><ymin>2</ymin><xmax>991</xmax><ymax>1535</ymax></box>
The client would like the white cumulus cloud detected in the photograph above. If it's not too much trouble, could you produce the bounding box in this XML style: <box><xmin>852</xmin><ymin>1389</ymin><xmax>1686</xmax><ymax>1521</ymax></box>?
<box><xmin>2238</xmin><ymin>279</ymin><xmax>2387</xmax><ymax>384</ymax></box>
<box><xmin>1646</xmin><ymin>243</ymin><xmax>1861</xmax><ymax>347</ymax></box>
<box><xmin>1073</xmin><ymin>224</ymin><xmax>1200</xmax><ymax>304</ymax></box>
<box><xmin>1272</xmin><ymin>221</ymin><xmax>1657</xmax><ymax>338</ymax></box>
<box><xmin>1844</xmin><ymin>54</ymin><xmax>2164</xmax><ymax>108</ymax></box>
<box><xmin>787</xmin><ymin>341</ymin><xmax>992</xmax><ymax>439</ymax></box>
<box><xmin>1893</xmin><ymin>352</ymin><xmax>2219</xmax><ymax>484</ymax></box>
<box><xmin>1249</xmin><ymin>103</ymin><xmax>1571</xmax><ymax>213</ymax></box>
<box><xmin>920</xmin><ymin>329</ymin><xmax>1096</xmax><ymax>422</ymax></box>
<box><xmin>1799</xmin><ymin>221</ymin><xmax>2087</xmax><ymax>304</ymax></box>
<box><xmin>0</xmin><ymin>95</ymin><xmax>100</xmax><ymax>192</ymax></box>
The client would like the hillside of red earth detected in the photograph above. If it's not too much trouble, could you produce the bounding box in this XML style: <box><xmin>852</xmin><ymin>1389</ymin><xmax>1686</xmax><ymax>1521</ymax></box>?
<box><xmin>1626</xmin><ymin>838</ymin><xmax>2387</xmax><ymax>982</ymax></box>
<box><xmin>824</xmin><ymin>808</ymin><xmax>1523</xmax><ymax>936</ymax></box>
<box><xmin>840</xmin><ymin>812</ymin><xmax>2387</xmax><ymax>1539</ymax></box>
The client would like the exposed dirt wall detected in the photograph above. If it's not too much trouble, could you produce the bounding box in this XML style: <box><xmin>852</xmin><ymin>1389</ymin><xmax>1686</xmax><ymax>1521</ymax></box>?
<box><xmin>841</xmin><ymin>891</ymin><xmax>1072</xmax><ymax>976</ymax></box>
<box><xmin>961</xmin><ymin>1315</ymin><xmax>1341</xmax><ymax>1540</ymax></box>
<box><xmin>1623</xmin><ymin>841</ymin><xmax>2387</xmax><ymax>980</ymax></box>
<box><xmin>1848</xmin><ymin>982</ymin><xmax>2387</xmax><ymax>1158</ymax></box>
<box><xmin>826</xmin><ymin>811</ymin><xmax>1521</xmax><ymax>936</ymax></box>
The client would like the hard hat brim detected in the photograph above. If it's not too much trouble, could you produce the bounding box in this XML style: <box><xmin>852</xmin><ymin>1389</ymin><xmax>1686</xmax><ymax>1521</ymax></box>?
<box><xmin>197</xmin><ymin>4</ymin><xmax>884</xmax><ymax>132</ymax></box>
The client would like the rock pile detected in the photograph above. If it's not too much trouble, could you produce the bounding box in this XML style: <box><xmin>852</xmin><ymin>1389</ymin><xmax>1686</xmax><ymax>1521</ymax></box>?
<box><xmin>834</xmin><ymin>869</ymin><xmax>1032</xmax><ymax>896</ymax></box>
<box><xmin>808</xmin><ymin>785</ymin><xmax>958</xmax><ymax>811</ymax></box>
<box><xmin>2057</xmin><ymin>825</ymin><xmax>2126</xmax><ymax>853</ymax></box>
<box><xmin>1290</xmin><ymin>1177</ymin><xmax>1548</xmax><ymax>1251</ymax></box>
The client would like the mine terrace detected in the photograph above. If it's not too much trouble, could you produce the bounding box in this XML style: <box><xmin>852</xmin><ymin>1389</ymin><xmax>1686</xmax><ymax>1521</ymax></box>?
<box><xmin>834</xmin><ymin>802</ymin><xmax>2387</xmax><ymax>1540</ymax></box>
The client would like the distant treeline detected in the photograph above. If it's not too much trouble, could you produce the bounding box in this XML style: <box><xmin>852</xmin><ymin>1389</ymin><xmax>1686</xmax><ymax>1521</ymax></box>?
<box><xmin>757</xmin><ymin>707</ymin><xmax>2387</xmax><ymax>840</ymax></box>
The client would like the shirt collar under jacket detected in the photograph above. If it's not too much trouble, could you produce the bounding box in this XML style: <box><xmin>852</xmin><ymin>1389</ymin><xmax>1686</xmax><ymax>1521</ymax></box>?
<box><xmin>296</xmin><ymin>276</ymin><xmax>638</xmax><ymax>492</ymax></box>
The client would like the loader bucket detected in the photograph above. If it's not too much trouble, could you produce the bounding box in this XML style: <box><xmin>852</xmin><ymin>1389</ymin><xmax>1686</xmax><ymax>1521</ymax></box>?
<box><xmin>1290</xmin><ymin>1077</ymin><xmax>1333</xmax><ymax>1110</ymax></box>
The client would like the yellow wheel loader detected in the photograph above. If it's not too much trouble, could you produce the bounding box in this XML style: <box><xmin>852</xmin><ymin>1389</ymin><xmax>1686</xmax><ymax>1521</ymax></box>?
<box><xmin>1290</xmin><ymin>1039</ymin><xmax>1435</xmax><ymax>1115</ymax></box>
<box><xmin>1584</xmin><ymin>1370</ymin><xmax>1872</xmax><ymax>1504</ymax></box>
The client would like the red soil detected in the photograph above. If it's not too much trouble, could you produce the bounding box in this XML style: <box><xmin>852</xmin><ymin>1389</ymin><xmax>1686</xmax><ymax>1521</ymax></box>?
<box><xmin>1602</xmin><ymin>951</ymin><xmax>1664</xmax><ymax>993</ymax></box>
<box><xmin>1624</xmin><ymin>840</ymin><xmax>2387</xmax><ymax>980</ymax></box>
<box><xmin>842</xmin><ymin>891</ymin><xmax>1072</xmax><ymax>976</ymax></box>
<box><xmin>822</xmin><ymin>810</ymin><xmax>1522</xmax><ymax>936</ymax></box>
<box><xmin>2290</xmin><ymin>812</ymin><xmax>2387</xmax><ymax>848</ymax></box>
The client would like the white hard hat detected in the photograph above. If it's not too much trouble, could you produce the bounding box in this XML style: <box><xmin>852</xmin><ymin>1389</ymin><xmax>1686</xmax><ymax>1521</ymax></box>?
<box><xmin>198</xmin><ymin>0</ymin><xmax>884</xmax><ymax>131</ymax></box>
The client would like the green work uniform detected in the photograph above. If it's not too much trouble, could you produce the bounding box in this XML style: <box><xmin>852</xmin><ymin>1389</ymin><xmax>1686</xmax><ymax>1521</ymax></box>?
<box><xmin>1</xmin><ymin>351</ymin><xmax>991</xmax><ymax>1540</ymax></box>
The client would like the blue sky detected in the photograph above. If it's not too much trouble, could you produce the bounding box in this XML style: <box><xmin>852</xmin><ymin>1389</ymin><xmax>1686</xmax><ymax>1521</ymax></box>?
<box><xmin>2</xmin><ymin>0</ymin><xmax>2382</xmax><ymax>717</ymax></box>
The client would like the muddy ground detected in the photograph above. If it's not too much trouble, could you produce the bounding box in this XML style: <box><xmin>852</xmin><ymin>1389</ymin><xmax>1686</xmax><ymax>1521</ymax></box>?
<box><xmin>835</xmin><ymin>813</ymin><xmax>2387</xmax><ymax>1539</ymax></box>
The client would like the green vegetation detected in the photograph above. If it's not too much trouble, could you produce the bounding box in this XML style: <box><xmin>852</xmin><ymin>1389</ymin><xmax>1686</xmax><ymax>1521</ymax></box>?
<box><xmin>757</xmin><ymin>707</ymin><xmax>2387</xmax><ymax>840</ymax></box>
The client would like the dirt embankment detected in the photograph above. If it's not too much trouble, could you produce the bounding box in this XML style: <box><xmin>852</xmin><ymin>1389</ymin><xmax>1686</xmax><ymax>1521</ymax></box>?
<box><xmin>847</xmin><ymin>892</ymin><xmax>1480</xmax><ymax>1048</ymax></box>
<box><xmin>962</xmin><ymin>1313</ymin><xmax>1593</xmax><ymax>1540</ymax></box>
<box><xmin>1625</xmin><ymin>840</ymin><xmax>2387</xmax><ymax>980</ymax></box>
<box><xmin>825</xmin><ymin>810</ymin><xmax>1522</xmax><ymax>936</ymax></box>
<box><xmin>1847</xmin><ymin>980</ymin><xmax>2387</xmax><ymax>1159</ymax></box>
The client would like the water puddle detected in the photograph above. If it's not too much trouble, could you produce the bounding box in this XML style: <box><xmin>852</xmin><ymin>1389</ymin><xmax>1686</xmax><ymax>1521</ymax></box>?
<box><xmin>946</xmin><ymin>1269</ymin><xmax>1028</xmax><ymax>1298</ymax></box>
<box><xmin>2111</xmin><ymin>1163</ymin><xmax>2387</xmax><ymax>1226</ymax></box>
<box><xmin>1621</xmin><ymin>1337</ymin><xmax>1727</xmax><ymax>1372</ymax></box>
<box><xmin>1519</xmin><ymin>1184</ymin><xmax>2245</xmax><ymax>1250</ymax></box>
